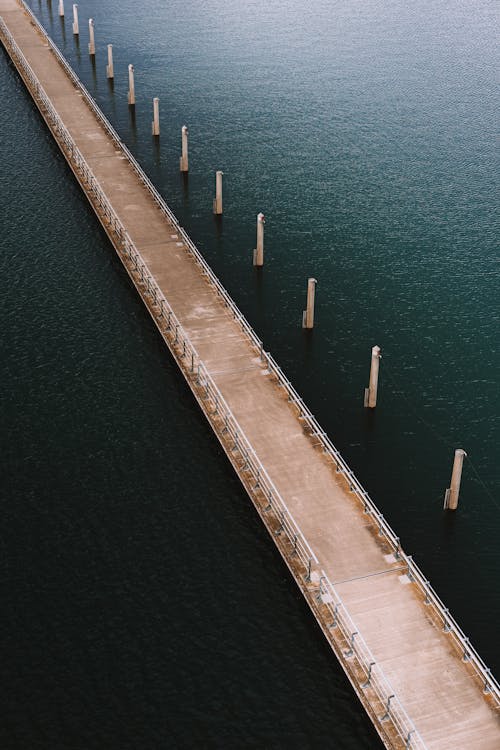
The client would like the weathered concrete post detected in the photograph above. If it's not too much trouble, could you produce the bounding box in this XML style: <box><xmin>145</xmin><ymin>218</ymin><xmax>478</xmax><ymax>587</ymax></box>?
<box><xmin>444</xmin><ymin>449</ymin><xmax>467</xmax><ymax>510</ymax></box>
<box><xmin>88</xmin><ymin>18</ymin><xmax>95</xmax><ymax>56</ymax></box>
<box><xmin>106</xmin><ymin>44</ymin><xmax>114</xmax><ymax>79</ymax></box>
<box><xmin>58</xmin><ymin>0</ymin><xmax>64</xmax><ymax>17</ymax></box>
<box><xmin>253</xmin><ymin>212</ymin><xmax>265</xmax><ymax>266</ymax></box>
<box><xmin>127</xmin><ymin>64</ymin><xmax>135</xmax><ymax>105</ymax></box>
<box><xmin>302</xmin><ymin>278</ymin><xmax>317</xmax><ymax>329</ymax></box>
<box><xmin>152</xmin><ymin>97</ymin><xmax>160</xmax><ymax>136</ymax></box>
<box><xmin>72</xmin><ymin>4</ymin><xmax>79</xmax><ymax>35</ymax></box>
<box><xmin>179</xmin><ymin>125</ymin><xmax>189</xmax><ymax>172</ymax></box>
<box><xmin>213</xmin><ymin>170</ymin><xmax>223</xmax><ymax>215</ymax></box>
<box><xmin>364</xmin><ymin>345</ymin><xmax>381</xmax><ymax>408</ymax></box>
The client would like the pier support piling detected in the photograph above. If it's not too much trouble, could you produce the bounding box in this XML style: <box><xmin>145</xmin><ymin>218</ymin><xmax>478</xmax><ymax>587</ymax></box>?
<box><xmin>127</xmin><ymin>64</ymin><xmax>135</xmax><ymax>105</ymax></box>
<box><xmin>58</xmin><ymin>0</ymin><xmax>64</xmax><ymax>17</ymax></box>
<box><xmin>444</xmin><ymin>449</ymin><xmax>467</xmax><ymax>510</ymax></box>
<box><xmin>364</xmin><ymin>345</ymin><xmax>381</xmax><ymax>408</ymax></box>
<box><xmin>213</xmin><ymin>170</ymin><xmax>223</xmax><ymax>215</ymax></box>
<box><xmin>253</xmin><ymin>212</ymin><xmax>265</xmax><ymax>266</ymax></box>
<box><xmin>88</xmin><ymin>18</ymin><xmax>95</xmax><ymax>56</ymax></box>
<box><xmin>106</xmin><ymin>44</ymin><xmax>114</xmax><ymax>79</ymax></box>
<box><xmin>302</xmin><ymin>277</ymin><xmax>317</xmax><ymax>329</ymax></box>
<box><xmin>152</xmin><ymin>97</ymin><xmax>160</xmax><ymax>136</ymax></box>
<box><xmin>72</xmin><ymin>4</ymin><xmax>79</xmax><ymax>35</ymax></box>
<box><xmin>179</xmin><ymin>125</ymin><xmax>188</xmax><ymax>172</ymax></box>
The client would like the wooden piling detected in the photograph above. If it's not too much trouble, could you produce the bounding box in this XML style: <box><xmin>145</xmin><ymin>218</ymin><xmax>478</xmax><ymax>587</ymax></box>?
<box><xmin>253</xmin><ymin>212</ymin><xmax>265</xmax><ymax>266</ymax></box>
<box><xmin>58</xmin><ymin>0</ymin><xmax>64</xmax><ymax>18</ymax></box>
<box><xmin>179</xmin><ymin>125</ymin><xmax>188</xmax><ymax>172</ymax></box>
<box><xmin>213</xmin><ymin>170</ymin><xmax>223</xmax><ymax>215</ymax></box>
<box><xmin>72</xmin><ymin>4</ymin><xmax>79</xmax><ymax>35</ymax></box>
<box><xmin>88</xmin><ymin>18</ymin><xmax>95</xmax><ymax>56</ymax></box>
<box><xmin>444</xmin><ymin>449</ymin><xmax>467</xmax><ymax>510</ymax></box>
<box><xmin>106</xmin><ymin>44</ymin><xmax>114</xmax><ymax>79</ymax></box>
<box><xmin>127</xmin><ymin>64</ymin><xmax>135</xmax><ymax>105</ymax></box>
<box><xmin>152</xmin><ymin>97</ymin><xmax>160</xmax><ymax>136</ymax></box>
<box><xmin>364</xmin><ymin>346</ymin><xmax>381</xmax><ymax>408</ymax></box>
<box><xmin>302</xmin><ymin>278</ymin><xmax>317</xmax><ymax>329</ymax></box>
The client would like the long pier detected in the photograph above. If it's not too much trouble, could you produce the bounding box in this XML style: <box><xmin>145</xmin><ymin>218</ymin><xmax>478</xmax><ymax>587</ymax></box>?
<box><xmin>2</xmin><ymin>2</ymin><xmax>499</xmax><ymax>747</ymax></box>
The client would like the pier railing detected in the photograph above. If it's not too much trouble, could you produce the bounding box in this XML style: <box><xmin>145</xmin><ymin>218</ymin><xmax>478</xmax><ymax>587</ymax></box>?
<box><xmin>5</xmin><ymin>5</ymin><xmax>499</xmax><ymax>738</ymax></box>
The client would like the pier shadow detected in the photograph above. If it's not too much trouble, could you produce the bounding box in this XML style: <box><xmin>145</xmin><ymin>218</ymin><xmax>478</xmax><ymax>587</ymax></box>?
<box><xmin>59</xmin><ymin>16</ymin><xmax>66</xmax><ymax>45</ymax></box>
<box><xmin>46</xmin><ymin>0</ymin><xmax>54</xmax><ymax>23</ymax></box>
<box><xmin>152</xmin><ymin>136</ymin><xmax>161</xmax><ymax>167</ymax></box>
<box><xmin>90</xmin><ymin>55</ymin><xmax>97</xmax><ymax>89</ymax></box>
<box><xmin>180</xmin><ymin>172</ymin><xmax>189</xmax><ymax>200</ymax></box>
<box><xmin>213</xmin><ymin>213</ymin><xmax>223</xmax><ymax>239</ymax></box>
<box><xmin>73</xmin><ymin>32</ymin><xmax>81</xmax><ymax>61</ymax></box>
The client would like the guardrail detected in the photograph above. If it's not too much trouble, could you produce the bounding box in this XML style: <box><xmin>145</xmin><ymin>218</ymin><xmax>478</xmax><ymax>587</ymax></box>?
<box><xmin>5</xmin><ymin>4</ymin><xmax>499</xmax><ymax>739</ymax></box>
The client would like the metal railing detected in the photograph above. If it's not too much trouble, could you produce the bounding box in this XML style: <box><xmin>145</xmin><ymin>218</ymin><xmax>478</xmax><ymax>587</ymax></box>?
<box><xmin>318</xmin><ymin>571</ymin><xmax>427</xmax><ymax>749</ymax></box>
<box><xmin>4</xmin><ymin>6</ymin><xmax>499</xmax><ymax>742</ymax></box>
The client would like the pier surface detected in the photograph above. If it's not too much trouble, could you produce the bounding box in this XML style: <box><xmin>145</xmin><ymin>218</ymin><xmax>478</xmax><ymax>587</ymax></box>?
<box><xmin>2</xmin><ymin>2</ymin><xmax>499</xmax><ymax>747</ymax></box>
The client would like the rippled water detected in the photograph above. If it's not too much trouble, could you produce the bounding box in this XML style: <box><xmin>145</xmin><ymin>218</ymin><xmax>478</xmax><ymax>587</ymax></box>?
<box><xmin>1</xmin><ymin>0</ymin><xmax>498</xmax><ymax>747</ymax></box>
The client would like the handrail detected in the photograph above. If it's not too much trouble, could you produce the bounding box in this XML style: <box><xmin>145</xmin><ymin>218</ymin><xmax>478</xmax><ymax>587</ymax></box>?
<box><xmin>3</xmin><ymin>7</ymin><xmax>499</xmax><ymax>741</ymax></box>
<box><xmin>319</xmin><ymin>571</ymin><xmax>427</xmax><ymax>749</ymax></box>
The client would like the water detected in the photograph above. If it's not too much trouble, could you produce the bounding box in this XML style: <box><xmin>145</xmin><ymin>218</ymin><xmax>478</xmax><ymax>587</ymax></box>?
<box><xmin>1</xmin><ymin>0</ymin><xmax>498</xmax><ymax>747</ymax></box>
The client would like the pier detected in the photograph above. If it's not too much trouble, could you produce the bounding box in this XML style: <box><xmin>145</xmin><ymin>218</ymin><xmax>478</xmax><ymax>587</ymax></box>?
<box><xmin>1</xmin><ymin>2</ymin><xmax>499</xmax><ymax>747</ymax></box>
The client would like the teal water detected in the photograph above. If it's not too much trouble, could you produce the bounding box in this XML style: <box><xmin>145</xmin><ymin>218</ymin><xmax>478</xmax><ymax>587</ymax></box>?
<box><xmin>1</xmin><ymin>0</ymin><xmax>499</xmax><ymax>747</ymax></box>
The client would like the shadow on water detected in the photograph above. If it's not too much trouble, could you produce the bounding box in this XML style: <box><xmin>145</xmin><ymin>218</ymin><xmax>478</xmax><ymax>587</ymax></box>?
<box><xmin>59</xmin><ymin>15</ymin><xmax>66</xmax><ymax>44</ymax></box>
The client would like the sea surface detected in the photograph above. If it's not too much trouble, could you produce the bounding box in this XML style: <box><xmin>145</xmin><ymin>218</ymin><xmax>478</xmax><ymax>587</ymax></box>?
<box><xmin>1</xmin><ymin>1</ymin><xmax>498</xmax><ymax>747</ymax></box>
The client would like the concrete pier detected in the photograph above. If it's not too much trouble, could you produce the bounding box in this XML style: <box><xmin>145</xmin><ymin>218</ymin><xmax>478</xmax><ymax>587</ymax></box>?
<box><xmin>1</xmin><ymin>4</ymin><xmax>499</xmax><ymax>748</ymax></box>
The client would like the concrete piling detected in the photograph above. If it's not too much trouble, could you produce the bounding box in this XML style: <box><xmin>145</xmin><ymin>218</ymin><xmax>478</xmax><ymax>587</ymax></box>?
<box><xmin>152</xmin><ymin>97</ymin><xmax>160</xmax><ymax>136</ymax></box>
<box><xmin>364</xmin><ymin>345</ymin><xmax>381</xmax><ymax>408</ymax></box>
<box><xmin>106</xmin><ymin>44</ymin><xmax>114</xmax><ymax>79</ymax></box>
<box><xmin>127</xmin><ymin>64</ymin><xmax>135</xmax><ymax>105</ymax></box>
<box><xmin>88</xmin><ymin>18</ymin><xmax>95</xmax><ymax>56</ymax></box>
<box><xmin>302</xmin><ymin>278</ymin><xmax>317</xmax><ymax>329</ymax></box>
<box><xmin>253</xmin><ymin>212</ymin><xmax>265</xmax><ymax>266</ymax></box>
<box><xmin>444</xmin><ymin>449</ymin><xmax>467</xmax><ymax>510</ymax></box>
<box><xmin>179</xmin><ymin>125</ymin><xmax>189</xmax><ymax>172</ymax></box>
<box><xmin>72</xmin><ymin>4</ymin><xmax>79</xmax><ymax>35</ymax></box>
<box><xmin>213</xmin><ymin>170</ymin><xmax>223</xmax><ymax>215</ymax></box>
<box><xmin>58</xmin><ymin>0</ymin><xmax>64</xmax><ymax>17</ymax></box>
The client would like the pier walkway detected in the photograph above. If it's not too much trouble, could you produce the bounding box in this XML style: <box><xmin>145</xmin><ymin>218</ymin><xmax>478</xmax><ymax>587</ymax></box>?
<box><xmin>1</xmin><ymin>2</ymin><xmax>499</xmax><ymax>747</ymax></box>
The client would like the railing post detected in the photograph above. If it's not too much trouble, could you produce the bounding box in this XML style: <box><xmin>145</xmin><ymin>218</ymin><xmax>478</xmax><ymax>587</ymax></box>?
<box><xmin>379</xmin><ymin>694</ymin><xmax>394</xmax><ymax>722</ymax></box>
<box><xmin>344</xmin><ymin>631</ymin><xmax>358</xmax><ymax>658</ymax></box>
<box><xmin>362</xmin><ymin>661</ymin><xmax>376</xmax><ymax>688</ymax></box>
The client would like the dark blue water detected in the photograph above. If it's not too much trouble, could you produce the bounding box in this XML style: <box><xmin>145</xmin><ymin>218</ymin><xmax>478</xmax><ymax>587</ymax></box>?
<box><xmin>1</xmin><ymin>0</ymin><xmax>499</xmax><ymax>747</ymax></box>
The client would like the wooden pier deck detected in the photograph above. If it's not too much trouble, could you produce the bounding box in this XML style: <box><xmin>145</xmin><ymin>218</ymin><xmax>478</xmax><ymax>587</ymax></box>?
<box><xmin>2</xmin><ymin>2</ymin><xmax>499</xmax><ymax>747</ymax></box>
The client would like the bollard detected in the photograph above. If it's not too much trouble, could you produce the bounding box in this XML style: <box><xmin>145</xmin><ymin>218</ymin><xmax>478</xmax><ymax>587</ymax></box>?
<box><xmin>253</xmin><ymin>212</ymin><xmax>265</xmax><ymax>266</ymax></box>
<box><xmin>106</xmin><ymin>44</ymin><xmax>114</xmax><ymax>79</ymax></box>
<box><xmin>179</xmin><ymin>125</ymin><xmax>189</xmax><ymax>172</ymax></box>
<box><xmin>152</xmin><ymin>97</ymin><xmax>160</xmax><ymax>136</ymax></box>
<box><xmin>127</xmin><ymin>64</ymin><xmax>135</xmax><ymax>105</ymax></box>
<box><xmin>364</xmin><ymin>345</ymin><xmax>381</xmax><ymax>408</ymax></box>
<box><xmin>72</xmin><ymin>4</ymin><xmax>79</xmax><ymax>34</ymax></box>
<box><xmin>58</xmin><ymin>0</ymin><xmax>64</xmax><ymax>17</ymax></box>
<box><xmin>443</xmin><ymin>449</ymin><xmax>467</xmax><ymax>510</ymax></box>
<box><xmin>88</xmin><ymin>18</ymin><xmax>95</xmax><ymax>56</ymax></box>
<box><xmin>213</xmin><ymin>170</ymin><xmax>223</xmax><ymax>215</ymax></box>
<box><xmin>302</xmin><ymin>277</ymin><xmax>317</xmax><ymax>329</ymax></box>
